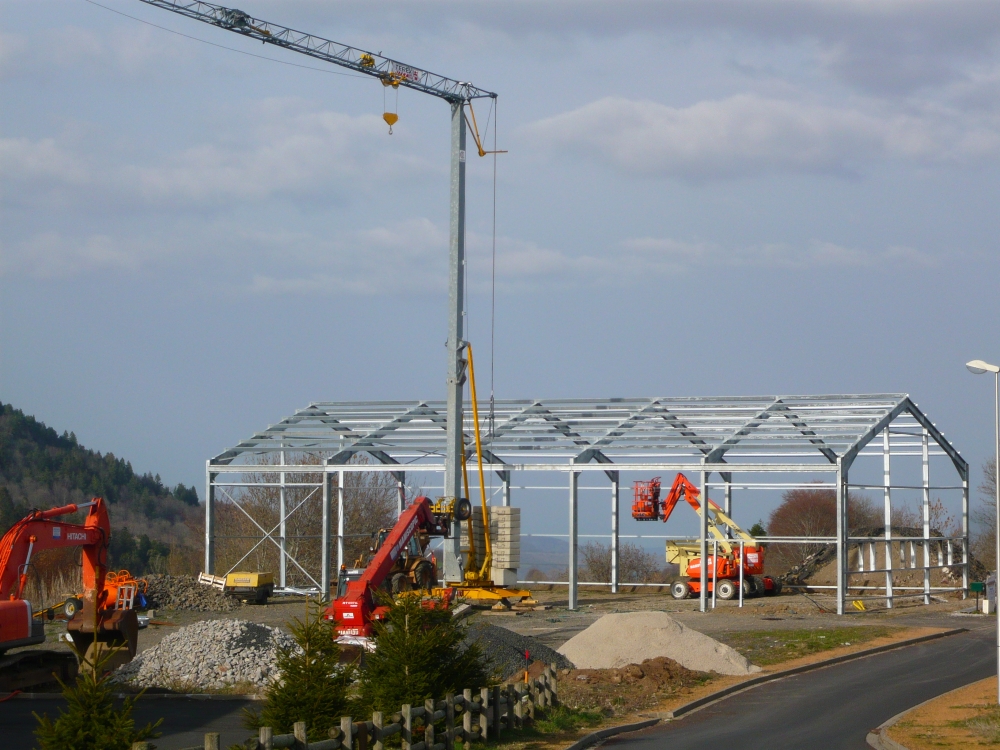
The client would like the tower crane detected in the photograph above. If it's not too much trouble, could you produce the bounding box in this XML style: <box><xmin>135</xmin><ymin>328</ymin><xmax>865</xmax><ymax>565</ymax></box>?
<box><xmin>137</xmin><ymin>1</ymin><xmax>501</xmax><ymax>584</ymax></box>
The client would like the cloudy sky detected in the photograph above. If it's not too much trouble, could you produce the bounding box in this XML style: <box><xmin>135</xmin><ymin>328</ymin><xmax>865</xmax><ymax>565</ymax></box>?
<box><xmin>3</xmin><ymin>0</ymin><xmax>1000</xmax><ymax>537</ymax></box>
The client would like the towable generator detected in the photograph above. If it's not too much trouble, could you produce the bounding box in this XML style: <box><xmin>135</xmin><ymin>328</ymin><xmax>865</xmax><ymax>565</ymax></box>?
<box><xmin>632</xmin><ymin>473</ymin><xmax>781</xmax><ymax>600</ymax></box>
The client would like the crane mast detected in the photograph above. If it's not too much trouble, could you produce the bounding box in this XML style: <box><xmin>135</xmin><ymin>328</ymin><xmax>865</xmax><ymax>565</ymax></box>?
<box><xmin>140</xmin><ymin>0</ymin><xmax>498</xmax><ymax>585</ymax></box>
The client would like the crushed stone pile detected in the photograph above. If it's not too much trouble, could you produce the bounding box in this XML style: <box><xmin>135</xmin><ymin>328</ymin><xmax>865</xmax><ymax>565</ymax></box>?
<box><xmin>557</xmin><ymin>611</ymin><xmax>760</xmax><ymax>676</ymax></box>
<box><xmin>113</xmin><ymin>619</ymin><xmax>295</xmax><ymax>691</ymax></box>
<box><xmin>144</xmin><ymin>574</ymin><xmax>243</xmax><ymax>612</ymax></box>
<box><xmin>465</xmin><ymin>622</ymin><xmax>573</xmax><ymax>680</ymax></box>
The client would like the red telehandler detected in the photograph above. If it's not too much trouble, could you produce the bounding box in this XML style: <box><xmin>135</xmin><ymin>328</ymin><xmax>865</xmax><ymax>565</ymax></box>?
<box><xmin>0</xmin><ymin>497</ymin><xmax>139</xmax><ymax>690</ymax></box>
<box><xmin>632</xmin><ymin>473</ymin><xmax>781</xmax><ymax>600</ymax></box>
<box><xmin>324</xmin><ymin>495</ymin><xmax>468</xmax><ymax>642</ymax></box>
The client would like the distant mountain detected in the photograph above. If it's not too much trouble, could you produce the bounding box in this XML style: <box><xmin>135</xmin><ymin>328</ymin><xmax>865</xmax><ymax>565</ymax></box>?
<box><xmin>0</xmin><ymin>401</ymin><xmax>199</xmax><ymax>573</ymax></box>
<box><xmin>520</xmin><ymin>535</ymin><xmax>569</xmax><ymax>574</ymax></box>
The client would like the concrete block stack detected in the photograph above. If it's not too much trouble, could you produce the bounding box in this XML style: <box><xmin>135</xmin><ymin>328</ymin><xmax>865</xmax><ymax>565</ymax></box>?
<box><xmin>490</xmin><ymin>506</ymin><xmax>520</xmax><ymax>587</ymax></box>
<box><xmin>458</xmin><ymin>505</ymin><xmax>521</xmax><ymax>586</ymax></box>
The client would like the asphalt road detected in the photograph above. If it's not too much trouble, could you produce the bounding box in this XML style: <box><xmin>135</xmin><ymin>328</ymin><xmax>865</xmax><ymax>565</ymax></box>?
<box><xmin>0</xmin><ymin>696</ymin><xmax>254</xmax><ymax>749</ymax></box>
<box><xmin>608</xmin><ymin>623</ymin><xmax>996</xmax><ymax>750</ymax></box>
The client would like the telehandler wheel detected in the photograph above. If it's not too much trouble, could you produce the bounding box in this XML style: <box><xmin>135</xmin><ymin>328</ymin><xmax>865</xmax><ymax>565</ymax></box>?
<box><xmin>455</xmin><ymin>498</ymin><xmax>473</xmax><ymax>521</ymax></box>
<box><xmin>63</xmin><ymin>597</ymin><xmax>83</xmax><ymax>619</ymax></box>
<box><xmin>716</xmin><ymin>579</ymin><xmax>737</xmax><ymax>600</ymax></box>
<box><xmin>670</xmin><ymin>581</ymin><xmax>691</xmax><ymax>600</ymax></box>
<box><xmin>391</xmin><ymin>572</ymin><xmax>412</xmax><ymax>595</ymax></box>
<box><xmin>413</xmin><ymin>560</ymin><xmax>435</xmax><ymax>592</ymax></box>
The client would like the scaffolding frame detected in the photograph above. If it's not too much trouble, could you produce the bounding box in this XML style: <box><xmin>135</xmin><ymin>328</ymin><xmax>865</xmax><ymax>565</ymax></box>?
<box><xmin>205</xmin><ymin>393</ymin><xmax>969</xmax><ymax>614</ymax></box>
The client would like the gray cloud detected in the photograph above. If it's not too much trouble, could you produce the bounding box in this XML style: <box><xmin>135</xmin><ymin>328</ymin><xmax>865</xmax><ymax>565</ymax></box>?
<box><xmin>522</xmin><ymin>94</ymin><xmax>1000</xmax><ymax>179</ymax></box>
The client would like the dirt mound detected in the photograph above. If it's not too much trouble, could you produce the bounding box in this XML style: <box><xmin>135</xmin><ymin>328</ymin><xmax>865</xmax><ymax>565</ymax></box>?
<box><xmin>559</xmin><ymin>657</ymin><xmax>707</xmax><ymax>715</ymax></box>
<box><xmin>557</xmin><ymin>611</ymin><xmax>760</xmax><ymax>676</ymax></box>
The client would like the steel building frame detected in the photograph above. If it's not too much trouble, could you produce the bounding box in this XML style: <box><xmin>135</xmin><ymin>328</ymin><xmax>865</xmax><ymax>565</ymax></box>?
<box><xmin>205</xmin><ymin>394</ymin><xmax>969</xmax><ymax>614</ymax></box>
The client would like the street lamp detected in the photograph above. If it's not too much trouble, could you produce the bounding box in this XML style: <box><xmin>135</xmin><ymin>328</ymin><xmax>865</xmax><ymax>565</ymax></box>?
<box><xmin>967</xmin><ymin>358</ymin><xmax>1000</xmax><ymax>703</ymax></box>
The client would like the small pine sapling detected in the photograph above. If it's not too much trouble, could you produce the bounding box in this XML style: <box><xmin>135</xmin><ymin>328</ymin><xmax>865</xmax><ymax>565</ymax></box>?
<box><xmin>246</xmin><ymin>600</ymin><xmax>353</xmax><ymax>741</ymax></box>
<box><xmin>358</xmin><ymin>595</ymin><xmax>494</xmax><ymax>714</ymax></box>
<box><xmin>34</xmin><ymin>643</ymin><xmax>161</xmax><ymax>750</ymax></box>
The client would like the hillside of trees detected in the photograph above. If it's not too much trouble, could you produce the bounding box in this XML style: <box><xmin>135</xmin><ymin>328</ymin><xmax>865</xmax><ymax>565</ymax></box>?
<box><xmin>0</xmin><ymin>400</ymin><xmax>200</xmax><ymax>575</ymax></box>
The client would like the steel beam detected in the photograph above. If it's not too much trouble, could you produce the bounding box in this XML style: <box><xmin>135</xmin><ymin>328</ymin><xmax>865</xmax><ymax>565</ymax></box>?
<box><xmin>205</xmin><ymin>463</ymin><xmax>215</xmax><ymax>574</ymax></box>
<box><xmin>443</xmin><ymin>101</ymin><xmax>467</xmax><ymax>584</ymax></box>
<box><xmin>568</xmin><ymin>469</ymin><xmax>579</xmax><ymax>610</ymax></box>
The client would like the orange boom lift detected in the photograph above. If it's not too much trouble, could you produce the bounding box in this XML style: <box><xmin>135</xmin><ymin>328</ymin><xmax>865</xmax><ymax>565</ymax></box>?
<box><xmin>632</xmin><ymin>473</ymin><xmax>781</xmax><ymax>600</ymax></box>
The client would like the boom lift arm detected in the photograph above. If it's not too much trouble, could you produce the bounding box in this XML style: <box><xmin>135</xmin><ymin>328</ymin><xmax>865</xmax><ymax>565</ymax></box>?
<box><xmin>325</xmin><ymin>496</ymin><xmax>458</xmax><ymax>638</ymax></box>
<box><xmin>653</xmin><ymin>473</ymin><xmax>756</xmax><ymax>557</ymax></box>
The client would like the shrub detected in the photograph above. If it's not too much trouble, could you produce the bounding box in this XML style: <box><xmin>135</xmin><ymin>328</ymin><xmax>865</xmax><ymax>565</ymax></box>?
<box><xmin>357</xmin><ymin>595</ymin><xmax>493</xmax><ymax>714</ymax></box>
<box><xmin>247</xmin><ymin>601</ymin><xmax>352</xmax><ymax>741</ymax></box>
<box><xmin>34</xmin><ymin>650</ymin><xmax>161</xmax><ymax>750</ymax></box>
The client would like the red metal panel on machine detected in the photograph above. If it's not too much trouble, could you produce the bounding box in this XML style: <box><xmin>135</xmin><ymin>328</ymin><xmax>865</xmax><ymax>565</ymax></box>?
<box><xmin>0</xmin><ymin>600</ymin><xmax>31</xmax><ymax>641</ymax></box>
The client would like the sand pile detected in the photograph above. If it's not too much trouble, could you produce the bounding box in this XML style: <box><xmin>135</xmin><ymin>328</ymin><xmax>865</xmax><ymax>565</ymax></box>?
<box><xmin>557</xmin><ymin>611</ymin><xmax>760</xmax><ymax>676</ymax></box>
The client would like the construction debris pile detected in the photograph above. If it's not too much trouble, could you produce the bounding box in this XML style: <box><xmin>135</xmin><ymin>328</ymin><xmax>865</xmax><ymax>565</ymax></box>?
<box><xmin>465</xmin><ymin>622</ymin><xmax>573</xmax><ymax>680</ymax></box>
<box><xmin>559</xmin><ymin>656</ymin><xmax>706</xmax><ymax>715</ymax></box>
<box><xmin>557</xmin><ymin>611</ymin><xmax>760</xmax><ymax>676</ymax></box>
<box><xmin>144</xmin><ymin>574</ymin><xmax>243</xmax><ymax>612</ymax></box>
<box><xmin>114</xmin><ymin>619</ymin><xmax>294</xmax><ymax>691</ymax></box>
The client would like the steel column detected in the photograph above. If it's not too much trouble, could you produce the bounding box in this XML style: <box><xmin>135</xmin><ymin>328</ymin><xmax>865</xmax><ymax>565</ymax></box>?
<box><xmin>443</xmin><ymin>100</ymin><xmax>467</xmax><ymax>584</ymax></box>
<box><xmin>321</xmin><ymin>462</ymin><xmax>331</xmax><ymax>599</ymax></box>
<box><xmin>502</xmin><ymin>472</ymin><xmax>511</xmax><ymax>507</ymax></box>
<box><xmin>205</xmin><ymin>463</ymin><xmax>215</xmax><ymax>575</ymax></box>
<box><xmin>884</xmin><ymin>429</ymin><xmax>893</xmax><ymax>608</ymax></box>
<box><xmin>922</xmin><ymin>429</ymin><xmax>931</xmax><ymax>605</ymax></box>
<box><xmin>568</xmin><ymin>469</ymin><xmax>579</xmax><ymax>610</ymax></box>
<box><xmin>397</xmin><ymin>474</ymin><xmax>406</xmax><ymax>517</ymax></box>
<box><xmin>699</xmin><ymin>470</ymin><xmax>708</xmax><ymax>613</ymax></box>
<box><xmin>337</xmin><ymin>469</ymin><xmax>345</xmax><ymax>572</ymax></box>
<box><xmin>610</xmin><ymin>472</ymin><xmax>619</xmax><ymax>594</ymax></box>
<box><xmin>279</xmin><ymin>450</ymin><xmax>287</xmax><ymax>589</ymax></box>
<box><xmin>836</xmin><ymin>459</ymin><xmax>846</xmax><ymax>615</ymax></box>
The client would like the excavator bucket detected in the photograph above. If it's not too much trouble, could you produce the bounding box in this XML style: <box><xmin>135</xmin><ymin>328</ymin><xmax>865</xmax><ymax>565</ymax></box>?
<box><xmin>66</xmin><ymin>604</ymin><xmax>138</xmax><ymax>672</ymax></box>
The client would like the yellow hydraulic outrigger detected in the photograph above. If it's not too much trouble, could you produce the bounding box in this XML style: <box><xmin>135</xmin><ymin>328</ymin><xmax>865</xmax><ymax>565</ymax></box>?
<box><xmin>445</xmin><ymin>343</ymin><xmax>532</xmax><ymax>605</ymax></box>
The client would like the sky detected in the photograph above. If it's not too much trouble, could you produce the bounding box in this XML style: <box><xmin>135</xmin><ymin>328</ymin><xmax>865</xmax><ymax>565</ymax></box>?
<box><xmin>3</xmin><ymin>0</ymin><xmax>1000</xmax><ymax>542</ymax></box>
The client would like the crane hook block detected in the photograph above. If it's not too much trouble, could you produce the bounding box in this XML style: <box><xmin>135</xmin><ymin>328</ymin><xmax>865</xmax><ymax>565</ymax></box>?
<box><xmin>383</xmin><ymin>112</ymin><xmax>399</xmax><ymax>134</ymax></box>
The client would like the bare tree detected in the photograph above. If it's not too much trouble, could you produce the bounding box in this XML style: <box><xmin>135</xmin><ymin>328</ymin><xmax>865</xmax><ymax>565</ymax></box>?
<box><xmin>973</xmin><ymin>458</ymin><xmax>997</xmax><ymax>570</ymax></box>
<box><xmin>580</xmin><ymin>541</ymin><xmax>662</xmax><ymax>583</ymax></box>
<box><xmin>214</xmin><ymin>454</ymin><xmax>397</xmax><ymax>587</ymax></box>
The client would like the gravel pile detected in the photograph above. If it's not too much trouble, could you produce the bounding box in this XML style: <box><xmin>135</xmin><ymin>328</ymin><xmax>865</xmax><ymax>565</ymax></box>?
<box><xmin>144</xmin><ymin>574</ymin><xmax>243</xmax><ymax>612</ymax></box>
<box><xmin>114</xmin><ymin>619</ymin><xmax>295</xmax><ymax>691</ymax></box>
<box><xmin>466</xmin><ymin>622</ymin><xmax>573</xmax><ymax>680</ymax></box>
<box><xmin>557</xmin><ymin>611</ymin><xmax>761</xmax><ymax>676</ymax></box>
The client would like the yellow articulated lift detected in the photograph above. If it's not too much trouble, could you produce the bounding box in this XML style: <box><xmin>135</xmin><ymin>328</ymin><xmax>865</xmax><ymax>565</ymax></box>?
<box><xmin>433</xmin><ymin>343</ymin><xmax>534</xmax><ymax>608</ymax></box>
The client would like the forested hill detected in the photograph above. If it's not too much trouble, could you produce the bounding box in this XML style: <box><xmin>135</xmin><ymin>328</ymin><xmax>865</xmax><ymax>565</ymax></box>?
<box><xmin>0</xmin><ymin>400</ymin><xmax>199</xmax><ymax>536</ymax></box>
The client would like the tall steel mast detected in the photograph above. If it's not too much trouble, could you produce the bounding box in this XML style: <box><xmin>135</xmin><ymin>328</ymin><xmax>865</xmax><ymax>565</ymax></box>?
<box><xmin>140</xmin><ymin>1</ymin><xmax>497</xmax><ymax>582</ymax></box>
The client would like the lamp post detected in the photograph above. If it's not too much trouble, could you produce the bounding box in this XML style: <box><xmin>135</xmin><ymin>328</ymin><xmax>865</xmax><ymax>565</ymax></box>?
<box><xmin>967</xmin><ymin>358</ymin><xmax>1000</xmax><ymax>703</ymax></box>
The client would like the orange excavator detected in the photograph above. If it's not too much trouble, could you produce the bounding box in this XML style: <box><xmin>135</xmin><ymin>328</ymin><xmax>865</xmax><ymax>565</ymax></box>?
<box><xmin>632</xmin><ymin>473</ymin><xmax>780</xmax><ymax>600</ymax></box>
<box><xmin>324</xmin><ymin>495</ymin><xmax>466</xmax><ymax>641</ymax></box>
<box><xmin>0</xmin><ymin>497</ymin><xmax>139</xmax><ymax>690</ymax></box>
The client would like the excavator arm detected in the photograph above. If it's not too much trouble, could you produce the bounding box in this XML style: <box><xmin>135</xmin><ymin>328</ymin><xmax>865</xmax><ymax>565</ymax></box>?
<box><xmin>0</xmin><ymin>499</ymin><xmax>110</xmax><ymax>602</ymax></box>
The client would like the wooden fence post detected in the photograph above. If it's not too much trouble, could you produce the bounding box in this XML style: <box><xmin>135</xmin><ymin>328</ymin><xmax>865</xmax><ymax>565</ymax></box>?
<box><xmin>204</xmin><ymin>733</ymin><xmax>220</xmax><ymax>750</ymax></box>
<box><xmin>372</xmin><ymin>711</ymin><xmax>384</xmax><ymax>750</ymax></box>
<box><xmin>259</xmin><ymin>726</ymin><xmax>274</xmax><ymax>750</ymax></box>
<box><xmin>425</xmin><ymin>699</ymin><xmax>436</xmax><ymax>749</ymax></box>
<box><xmin>462</xmin><ymin>690</ymin><xmax>473</xmax><ymax>750</ymax></box>
<box><xmin>294</xmin><ymin>721</ymin><xmax>308</xmax><ymax>749</ymax></box>
<box><xmin>445</xmin><ymin>693</ymin><xmax>455</xmax><ymax>750</ymax></box>
<box><xmin>492</xmin><ymin>685</ymin><xmax>502</xmax><ymax>740</ymax></box>
<box><xmin>357</xmin><ymin>719</ymin><xmax>368</xmax><ymax>750</ymax></box>
<box><xmin>513</xmin><ymin>683</ymin><xmax>523</xmax><ymax>728</ymax></box>
<box><xmin>342</xmin><ymin>716</ymin><xmax>354</xmax><ymax>750</ymax></box>
<box><xmin>402</xmin><ymin>704</ymin><xmax>412</xmax><ymax>750</ymax></box>
<box><xmin>550</xmin><ymin>663</ymin><xmax>559</xmax><ymax>706</ymax></box>
<box><xmin>480</xmin><ymin>687</ymin><xmax>490</xmax><ymax>740</ymax></box>
<box><xmin>504</xmin><ymin>685</ymin><xmax>514</xmax><ymax>731</ymax></box>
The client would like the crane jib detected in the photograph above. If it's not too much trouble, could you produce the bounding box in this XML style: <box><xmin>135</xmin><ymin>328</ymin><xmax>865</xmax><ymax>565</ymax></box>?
<box><xmin>137</xmin><ymin>0</ymin><xmax>497</xmax><ymax>104</ymax></box>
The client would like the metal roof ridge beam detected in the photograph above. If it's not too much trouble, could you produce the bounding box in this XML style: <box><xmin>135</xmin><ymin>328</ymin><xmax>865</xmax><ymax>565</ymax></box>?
<box><xmin>839</xmin><ymin>397</ymin><xmax>911</xmax><ymax>473</ymax></box>
<box><xmin>701</xmin><ymin>397</ymin><xmax>784</xmax><ymax>463</ymax></box>
<box><xmin>902</xmin><ymin>400</ymin><xmax>968</xmax><ymax>479</ymax></box>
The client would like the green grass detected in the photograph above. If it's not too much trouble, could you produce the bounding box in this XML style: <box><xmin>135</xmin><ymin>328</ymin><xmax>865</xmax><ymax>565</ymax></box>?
<box><xmin>717</xmin><ymin>626</ymin><xmax>898</xmax><ymax>666</ymax></box>
<box><xmin>953</xmin><ymin>706</ymin><xmax>1000</xmax><ymax>743</ymax></box>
